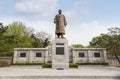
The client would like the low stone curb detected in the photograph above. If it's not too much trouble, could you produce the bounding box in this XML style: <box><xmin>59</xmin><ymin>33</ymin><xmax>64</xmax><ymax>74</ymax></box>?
<box><xmin>0</xmin><ymin>75</ymin><xmax>120</xmax><ymax>79</ymax></box>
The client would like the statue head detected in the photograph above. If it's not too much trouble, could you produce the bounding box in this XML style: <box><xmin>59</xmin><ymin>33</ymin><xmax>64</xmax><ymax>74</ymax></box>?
<box><xmin>58</xmin><ymin>9</ymin><xmax>62</xmax><ymax>14</ymax></box>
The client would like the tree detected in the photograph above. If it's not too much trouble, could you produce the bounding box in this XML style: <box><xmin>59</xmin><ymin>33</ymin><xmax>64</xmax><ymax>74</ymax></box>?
<box><xmin>89</xmin><ymin>35</ymin><xmax>109</xmax><ymax>48</ymax></box>
<box><xmin>0</xmin><ymin>21</ymin><xmax>52</xmax><ymax>56</ymax></box>
<box><xmin>4</xmin><ymin>21</ymin><xmax>34</xmax><ymax>48</ymax></box>
<box><xmin>89</xmin><ymin>27</ymin><xmax>120</xmax><ymax>63</ymax></box>
<box><xmin>0</xmin><ymin>23</ymin><xmax>8</xmax><ymax>34</ymax></box>
<box><xmin>31</xmin><ymin>31</ymin><xmax>51</xmax><ymax>48</ymax></box>
<box><xmin>105</xmin><ymin>27</ymin><xmax>120</xmax><ymax>63</ymax></box>
<box><xmin>72</xmin><ymin>44</ymin><xmax>84</xmax><ymax>48</ymax></box>
<box><xmin>0</xmin><ymin>23</ymin><xmax>13</xmax><ymax>56</ymax></box>
<box><xmin>0</xmin><ymin>21</ymin><xmax>35</xmax><ymax>56</ymax></box>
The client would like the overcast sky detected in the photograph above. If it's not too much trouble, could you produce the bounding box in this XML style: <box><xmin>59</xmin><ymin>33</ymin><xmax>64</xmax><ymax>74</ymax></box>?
<box><xmin>0</xmin><ymin>0</ymin><xmax>120</xmax><ymax>46</ymax></box>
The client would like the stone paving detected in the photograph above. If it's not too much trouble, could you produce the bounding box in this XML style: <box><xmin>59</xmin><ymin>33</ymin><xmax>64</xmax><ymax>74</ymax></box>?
<box><xmin>0</xmin><ymin>65</ymin><xmax>119</xmax><ymax>80</ymax></box>
<box><xmin>0</xmin><ymin>79</ymin><xmax>120</xmax><ymax>80</ymax></box>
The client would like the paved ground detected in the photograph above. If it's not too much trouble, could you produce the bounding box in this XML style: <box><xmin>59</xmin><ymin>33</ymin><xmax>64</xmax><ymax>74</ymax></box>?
<box><xmin>0</xmin><ymin>79</ymin><xmax>120</xmax><ymax>80</ymax></box>
<box><xmin>0</xmin><ymin>65</ymin><xmax>119</xmax><ymax>80</ymax></box>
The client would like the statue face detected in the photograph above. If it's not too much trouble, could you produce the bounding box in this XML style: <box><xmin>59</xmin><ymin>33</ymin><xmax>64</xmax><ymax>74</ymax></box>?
<box><xmin>58</xmin><ymin>10</ymin><xmax>62</xmax><ymax>14</ymax></box>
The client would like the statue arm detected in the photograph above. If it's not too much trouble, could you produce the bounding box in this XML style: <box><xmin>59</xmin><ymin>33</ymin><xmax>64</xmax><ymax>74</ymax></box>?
<box><xmin>54</xmin><ymin>15</ymin><xmax>57</xmax><ymax>24</ymax></box>
<box><xmin>64</xmin><ymin>16</ymin><xmax>67</xmax><ymax>26</ymax></box>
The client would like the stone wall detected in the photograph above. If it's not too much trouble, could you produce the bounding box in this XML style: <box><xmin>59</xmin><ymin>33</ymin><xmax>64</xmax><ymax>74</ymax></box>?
<box><xmin>13</xmin><ymin>47</ymin><xmax>107</xmax><ymax>64</ymax></box>
<box><xmin>72</xmin><ymin>48</ymin><xmax>107</xmax><ymax>63</ymax></box>
<box><xmin>13</xmin><ymin>48</ymin><xmax>48</xmax><ymax>63</ymax></box>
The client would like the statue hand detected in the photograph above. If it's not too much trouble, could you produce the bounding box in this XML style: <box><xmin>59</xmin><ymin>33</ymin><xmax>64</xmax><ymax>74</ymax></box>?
<box><xmin>65</xmin><ymin>24</ymin><xmax>67</xmax><ymax>27</ymax></box>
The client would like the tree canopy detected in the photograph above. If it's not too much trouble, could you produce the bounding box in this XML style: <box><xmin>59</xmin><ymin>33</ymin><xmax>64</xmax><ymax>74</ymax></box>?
<box><xmin>89</xmin><ymin>27</ymin><xmax>120</xmax><ymax>63</ymax></box>
<box><xmin>89</xmin><ymin>27</ymin><xmax>120</xmax><ymax>55</ymax></box>
<box><xmin>72</xmin><ymin>44</ymin><xmax>84</xmax><ymax>48</ymax></box>
<box><xmin>0</xmin><ymin>21</ymin><xmax>51</xmax><ymax>56</ymax></box>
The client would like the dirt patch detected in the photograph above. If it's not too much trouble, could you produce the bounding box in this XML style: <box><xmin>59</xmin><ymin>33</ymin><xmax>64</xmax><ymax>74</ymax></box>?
<box><xmin>0</xmin><ymin>57</ymin><xmax>12</xmax><ymax>67</ymax></box>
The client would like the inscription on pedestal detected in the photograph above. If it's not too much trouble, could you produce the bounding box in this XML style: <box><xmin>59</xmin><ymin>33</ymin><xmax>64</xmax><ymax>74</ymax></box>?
<box><xmin>56</xmin><ymin>47</ymin><xmax>64</xmax><ymax>55</ymax></box>
<box><xmin>56</xmin><ymin>43</ymin><xmax>64</xmax><ymax>45</ymax></box>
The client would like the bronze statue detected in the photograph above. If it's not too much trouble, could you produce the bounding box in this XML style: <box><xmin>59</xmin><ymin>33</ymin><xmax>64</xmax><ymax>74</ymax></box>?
<box><xmin>54</xmin><ymin>9</ymin><xmax>67</xmax><ymax>38</ymax></box>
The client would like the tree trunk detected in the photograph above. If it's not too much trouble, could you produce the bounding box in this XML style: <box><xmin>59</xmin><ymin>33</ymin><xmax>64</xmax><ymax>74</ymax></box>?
<box><xmin>114</xmin><ymin>48</ymin><xmax>120</xmax><ymax>64</ymax></box>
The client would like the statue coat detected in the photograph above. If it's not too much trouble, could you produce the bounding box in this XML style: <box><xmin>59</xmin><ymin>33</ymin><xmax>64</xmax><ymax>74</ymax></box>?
<box><xmin>54</xmin><ymin>14</ymin><xmax>67</xmax><ymax>34</ymax></box>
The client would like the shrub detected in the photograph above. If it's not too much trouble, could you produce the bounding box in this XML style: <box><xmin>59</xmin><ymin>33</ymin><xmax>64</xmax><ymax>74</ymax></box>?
<box><xmin>69</xmin><ymin>63</ymin><xmax>78</xmax><ymax>68</ymax></box>
<box><xmin>0</xmin><ymin>61</ymin><xmax>10</xmax><ymax>67</ymax></box>
<box><xmin>42</xmin><ymin>63</ymin><xmax>52</xmax><ymax>68</ymax></box>
<box><xmin>12</xmin><ymin>63</ymin><xmax>43</xmax><ymax>65</ymax></box>
<box><xmin>47</xmin><ymin>61</ymin><xmax>51</xmax><ymax>63</ymax></box>
<box><xmin>0</xmin><ymin>52</ymin><xmax>13</xmax><ymax>57</ymax></box>
<box><xmin>69</xmin><ymin>61</ymin><xmax>72</xmax><ymax>63</ymax></box>
<box><xmin>76</xmin><ymin>62</ymin><xmax>109</xmax><ymax>65</ymax></box>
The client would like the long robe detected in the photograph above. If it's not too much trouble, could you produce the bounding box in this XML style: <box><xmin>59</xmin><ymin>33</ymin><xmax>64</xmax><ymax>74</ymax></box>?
<box><xmin>54</xmin><ymin>14</ymin><xmax>67</xmax><ymax>34</ymax></box>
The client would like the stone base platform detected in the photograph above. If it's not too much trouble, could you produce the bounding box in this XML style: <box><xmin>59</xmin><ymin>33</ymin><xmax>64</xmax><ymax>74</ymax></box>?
<box><xmin>0</xmin><ymin>66</ymin><xmax>120</xmax><ymax>80</ymax></box>
<box><xmin>52</xmin><ymin>38</ymin><xmax>69</xmax><ymax>69</ymax></box>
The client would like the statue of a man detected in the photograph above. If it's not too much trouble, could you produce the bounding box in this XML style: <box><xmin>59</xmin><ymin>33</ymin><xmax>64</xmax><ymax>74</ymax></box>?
<box><xmin>54</xmin><ymin>9</ymin><xmax>67</xmax><ymax>38</ymax></box>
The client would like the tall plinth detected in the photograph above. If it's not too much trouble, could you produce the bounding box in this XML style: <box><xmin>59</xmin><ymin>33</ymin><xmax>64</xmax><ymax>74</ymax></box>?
<box><xmin>52</xmin><ymin>38</ymin><xmax>69</xmax><ymax>69</ymax></box>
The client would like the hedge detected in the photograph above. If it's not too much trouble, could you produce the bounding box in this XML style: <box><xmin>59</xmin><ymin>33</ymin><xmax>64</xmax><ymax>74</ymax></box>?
<box><xmin>76</xmin><ymin>62</ymin><xmax>109</xmax><ymax>65</ymax></box>
<box><xmin>42</xmin><ymin>63</ymin><xmax>52</xmax><ymax>68</ymax></box>
<box><xmin>47</xmin><ymin>61</ymin><xmax>51</xmax><ymax>63</ymax></box>
<box><xmin>69</xmin><ymin>63</ymin><xmax>78</xmax><ymax>68</ymax></box>
<box><xmin>12</xmin><ymin>63</ymin><xmax>52</xmax><ymax>68</ymax></box>
<box><xmin>12</xmin><ymin>63</ymin><xmax>43</xmax><ymax>65</ymax></box>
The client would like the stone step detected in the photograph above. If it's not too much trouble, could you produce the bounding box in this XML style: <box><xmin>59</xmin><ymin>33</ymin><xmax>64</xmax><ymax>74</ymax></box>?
<box><xmin>0</xmin><ymin>79</ymin><xmax>120</xmax><ymax>80</ymax></box>
<box><xmin>0</xmin><ymin>66</ymin><xmax>119</xmax><ymax>80</ymax></box>
<box><xmin>0</xmin><ymin>75</ymin><xmax>120</xmax><ymax>79</ymax></box>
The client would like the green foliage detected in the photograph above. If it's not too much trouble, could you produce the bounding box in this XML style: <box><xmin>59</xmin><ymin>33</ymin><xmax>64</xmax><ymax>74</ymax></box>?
<box><xmin>0</xmin><ymin>23</ymin><xmax>8</xmax><ymax>34</ymax></box>
<box><xmin>4</xmin><ymin>21</ymin><xmax>35</xmax><ymax>48</ymax></box>
<box><xmin>0</xmin><ymin>52</ymin><xmax>13</xmax><ymax>57</ymax></box>
<box><xmin>72</xmin><ymin>44</ymin><xmax>84</xmax><ymax>48</ymax></box>
<box><xmin>89</xmin><ymin>35</ymin><xmax>109</xmax><ymax>48</ymax></box>
<box><xmin>69</xmin><ymin>63</ymin><xmax>78</xmax><ymax>68</ymax></box>
<box><xmin>0</xmin><ymin>21</ymin><xmax>52</xmax><ymax>56</ymax></box>
<box><xmin>89</xmin><ymin>27</ymin><xmax>120</xmax><ymax>55</ymax></box>
<box><xmin>42</xmin><ymin>63</ymin><xmax>52</xmax><ymax>68</ymax></box>
<box><xmin>69</xmin><ymin>60</ymin><xmax>72</xmax><ymax>63</ymax></box>
<box><xmin>47</xmin><ymin>61</ymin><xmax>51</xmax><ymax>63</ymax></box>
<box><xmin>0</xmin><ymin>61</ymin><xmax>10</xmax><ymax>67</ymax></box>
<box><xmin>0</xmin><ymin>22</ymin><xmax>35</xmax><ymax>56</ymax></box>
<box><xmin>12</xmin><ymin>63</ymin><xmax>43</xmax><ymax>65</ymax></box>
<box><xmin>13</xmin><ymin>63</ymin><xmax>52</xmax><ymax>68</ymax></box>
<box><xmin>32</xmin><ymin>31</ymin><xmax>51</xmax><ymax>48</ymax></box>
<box><xmin>76</xmin><ymin>63</ymin><xmax>109</xmax><ymax>65</ymax></box>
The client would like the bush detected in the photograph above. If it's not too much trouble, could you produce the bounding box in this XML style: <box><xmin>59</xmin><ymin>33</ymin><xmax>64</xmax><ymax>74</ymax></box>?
<box><xmin>69</xmin><ymin>61</ymin><xmax>72</xmax><ymax>63</ymax></box>
<box><xmin>0</xmin><ymin>61</ymin><xmax>10</xmax><ymax>67</ymax></box>
<box><xmin>76</xmin><ymin>62</ymin><xmax>109</xmax><ymax>65</ymax></box>
<box><xmin>12</xmin><ymin>63</ymin><xmax>43</xmax><ymax>65</ymax></box>
<box><xmin>69</xmin><ymin>63</ymin><xmax>78</xmax><ymax>68</ymax></box>
<box><xmin>47</xmin><ymin>61</ymin><xmax>51</xmax><ymax>63</ymax></box>
<box><xmin>0</xmin><ymin>52</ymin><xmax>13</xmax><ymax>57</ymax></box>
<box><xmin>42</xmin><ymin>63</ymin><xmax>52</xmax><ymax>68</ymax></box>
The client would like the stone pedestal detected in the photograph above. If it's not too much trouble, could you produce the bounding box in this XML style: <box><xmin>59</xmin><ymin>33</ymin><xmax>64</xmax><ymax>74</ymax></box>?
<box><xmin>52</xmin><ymin>38</ymin><xmax>69</xmax><ymax>69</ymax></box>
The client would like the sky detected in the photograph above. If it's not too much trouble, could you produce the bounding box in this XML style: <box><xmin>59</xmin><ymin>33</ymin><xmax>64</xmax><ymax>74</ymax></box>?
<box><xmin>0</xmin><ymin>0</ymin><xmax>120</xmax><ymax>46</ymax></box>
